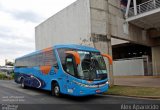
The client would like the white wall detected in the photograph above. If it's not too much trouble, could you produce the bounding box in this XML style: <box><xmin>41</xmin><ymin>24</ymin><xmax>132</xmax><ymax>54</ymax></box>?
<box><xmin>113</xmin><ymin>59</ymin><xmax>144</xmax><ymax>76</ymax></box>
<box><xmin>90</xmin><ymin>0</ymin><xmax>108</xmax><ymax>35</ymax></box>
<box><xmin>152</xmin><ymin>46</ymin><xmax>160</xmax><ymax>76</ymax></box>
<box><xmin>35</xmin><ymin>0</ymin><xmax>93</xmax><ymax>50</ymax></box>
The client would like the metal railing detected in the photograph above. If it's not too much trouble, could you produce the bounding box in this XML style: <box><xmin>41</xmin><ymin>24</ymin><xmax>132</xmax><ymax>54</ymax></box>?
<box><xmin>128</xmin><ymin>0</ymin><xmax>160</xmax><ymax>17</ymax></box>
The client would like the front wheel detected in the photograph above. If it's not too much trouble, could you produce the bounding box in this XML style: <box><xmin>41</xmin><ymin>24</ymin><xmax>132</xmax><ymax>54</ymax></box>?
<box><xmin>51</xmin><ymin>83</ymin><xmax>61</xmax><ymax>97</ymax></box>
<box><xmin>21</xmin><ymin>78</ymin><xmax>26</xmax><ymax>89</ymax></box>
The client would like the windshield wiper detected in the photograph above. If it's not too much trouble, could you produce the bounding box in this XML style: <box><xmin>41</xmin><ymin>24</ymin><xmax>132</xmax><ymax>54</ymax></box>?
<box><xmin>77</xmin><ymin>75</ymin><xmax>91</xmax><ymax>80</ymax></box>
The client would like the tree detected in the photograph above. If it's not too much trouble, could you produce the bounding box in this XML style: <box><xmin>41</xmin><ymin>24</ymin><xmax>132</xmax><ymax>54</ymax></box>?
<box><xmin>6</xmin><ymin>61</ymin><xmax>14</xmax><ymax>66</ymax></box>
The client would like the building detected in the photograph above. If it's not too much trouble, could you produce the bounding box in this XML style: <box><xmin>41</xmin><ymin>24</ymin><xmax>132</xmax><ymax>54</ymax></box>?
<box><xmin>35</xmin><ymin>0</ymin><xmax>160</xmax><ymax>85</ymax></box>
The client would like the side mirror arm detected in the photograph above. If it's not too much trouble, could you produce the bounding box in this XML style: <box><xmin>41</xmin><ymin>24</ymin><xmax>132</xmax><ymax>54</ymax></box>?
<box><xmin>101</xmin><ymin>54</ymin><xmax>113</xmax><ymax>65</ymax></box>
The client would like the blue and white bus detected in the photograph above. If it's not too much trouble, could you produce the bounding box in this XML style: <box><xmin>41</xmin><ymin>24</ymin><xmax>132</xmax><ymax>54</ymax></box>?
<box><xmin>14</xmin><ymin>44</ymin><xmax>112</xmax><ymax>96</ymax></box>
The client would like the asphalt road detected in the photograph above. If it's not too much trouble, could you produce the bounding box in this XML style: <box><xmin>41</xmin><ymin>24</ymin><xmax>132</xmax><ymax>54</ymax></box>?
<box><xmin>0</xmin><ymin>80</ymin><xmax>159</xmax><ymax>110</ymax></box>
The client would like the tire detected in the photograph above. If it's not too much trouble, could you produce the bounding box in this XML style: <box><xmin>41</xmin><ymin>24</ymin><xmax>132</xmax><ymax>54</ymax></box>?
<box><xmin>21</xmin><ymin>78</ymin><xmax>26</xmax><ymax>89</ymax></box>
<box><xmin>51</xmin><ymin>83</ymin><xmax>61</xmax><ymax>97</ymax></box>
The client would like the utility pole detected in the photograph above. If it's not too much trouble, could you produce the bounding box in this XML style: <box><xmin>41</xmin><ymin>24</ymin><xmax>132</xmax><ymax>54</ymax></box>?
<box><xmin>125</xmin><ymin>0</ymin><xmax>137</xmax><ymax>18</ymax></box>
<box><xmin>5</xmin><ymin>59</ymin><xmax>7</xmax><ymax>66</ymax></box>
<box><xmin>125</xmin><ymin>0</ymin><xmax>131</xmax><ymax>18</ymax></box>
<box><xmin>133</xmin><ymin>0</ymin><xmax>137</xmax><ymax>15</ymax></box>
<box><xmin>106</xmin><ymin>0</ymin><xmax>114</xmax><ymax>86</ymax></box>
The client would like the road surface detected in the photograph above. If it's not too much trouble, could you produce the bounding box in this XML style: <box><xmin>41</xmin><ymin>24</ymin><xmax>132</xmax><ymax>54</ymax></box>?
<box><xmin>0</xmin><ymin>80</ymin><xmax>159</xmax><ymax>110</ymax></box>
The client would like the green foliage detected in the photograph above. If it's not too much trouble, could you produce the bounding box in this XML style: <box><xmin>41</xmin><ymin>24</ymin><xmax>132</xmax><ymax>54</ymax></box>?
<box><xmin>0</xmin><ymin>73</ymin><xmax>6</xmax><ymax>79</ymax></box>
<box><xmin>11</xmin><ymin>72</ymin><xmax>15</xmax><ymax>79</ymax></box>
<box><xmin>0</xmin><ymin>72</ymin><xmax>15</xmax><ymax>80</ymax></box>
<box><xmin>6</xmin><ymin>61</ymin><xmax>14</xmax><ymax>66</ymax></box>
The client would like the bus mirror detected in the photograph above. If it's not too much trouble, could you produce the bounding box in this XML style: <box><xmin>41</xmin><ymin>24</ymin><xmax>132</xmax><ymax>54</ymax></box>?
<box><xmin>65</xmin><ymin>51</ymin><xmax>80</xmax><ymax>65</ymax></box>
<box><xmin>101</xmin><ymin>54</ymin><xmax>113</xmax><ymax>65</ymax></box>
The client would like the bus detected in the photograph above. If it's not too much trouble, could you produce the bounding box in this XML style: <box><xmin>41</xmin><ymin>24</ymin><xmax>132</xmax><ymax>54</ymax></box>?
<box><xmin>14</xmin><ymin>44</ymin><xmax>112</xmax><ymax>96</ymax></box>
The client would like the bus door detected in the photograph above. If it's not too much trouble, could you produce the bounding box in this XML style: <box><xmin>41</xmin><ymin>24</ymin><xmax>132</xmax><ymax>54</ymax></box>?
<box><xmin>64</xmin><ymin>51</ymin><xmax>80</xmax><ymax>94</ymax></box>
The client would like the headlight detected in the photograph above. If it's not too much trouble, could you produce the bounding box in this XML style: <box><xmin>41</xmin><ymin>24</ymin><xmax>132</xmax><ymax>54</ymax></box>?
<box><xmin>73</xmin><ymin>81</ymin><xmax>108</xmax><ymax>88</ymax></box>
<box><xmin>106</xmin><ymin>81</ymin><xmax>109</xmax><ymax>84</ymax></box>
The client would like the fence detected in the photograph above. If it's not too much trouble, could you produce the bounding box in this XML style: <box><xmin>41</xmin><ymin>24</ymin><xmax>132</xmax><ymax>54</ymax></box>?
<box><xmin>128</xmin><ymin>0</ymin><xmax>160</xmax><ymax>17</ymax></box>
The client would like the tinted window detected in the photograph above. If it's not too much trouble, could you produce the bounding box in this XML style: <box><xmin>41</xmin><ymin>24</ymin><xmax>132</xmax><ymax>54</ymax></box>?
<box><xmin>57</xmin><ymin>48</ymin><xmax>76</xmax><ymax>76</ymax></box>
<box><xmin>57</xmin><ymin>48</ymin><xmax>72</xmax><ymax>68</ymax></box>
<box><xmin>66</xmin><ymin>57</ymin><xmax>75</xmax><ymax>76</ymax></box>
<box><xmin>15</xmin><ymin>49</ymin><xmax>57</xmax><ymax>67</ymax></box>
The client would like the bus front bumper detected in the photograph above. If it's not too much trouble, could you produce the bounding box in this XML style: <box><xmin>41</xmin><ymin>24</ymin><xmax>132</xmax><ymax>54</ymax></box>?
<box><xmin>67</xmin><ymin>83</ymin><xmax>109</xmax><ymax>96</ymax></box>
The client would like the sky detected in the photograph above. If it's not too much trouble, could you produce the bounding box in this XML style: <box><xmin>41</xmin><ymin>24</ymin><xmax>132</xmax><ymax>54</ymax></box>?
<box><xmin>0</xmin><ymin>0</ymin><xmax>76</xmax><ymax>66</ymax></box>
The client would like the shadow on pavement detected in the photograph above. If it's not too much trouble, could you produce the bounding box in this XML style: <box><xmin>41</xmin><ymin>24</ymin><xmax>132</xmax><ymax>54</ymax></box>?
<box><xmin>23</xmin><ymin>86</ymin><xmax>106</xmax><ymax>102</ymax></box>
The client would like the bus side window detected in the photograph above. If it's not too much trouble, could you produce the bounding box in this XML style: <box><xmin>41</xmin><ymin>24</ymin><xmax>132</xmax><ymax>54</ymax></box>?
<box><xmin>43</xmin><ymin>50</ymin><xmax>58</xmax><ymax>67</ymax></box>
<box><xmin>65</xmin><ymin>57</ymin><xmax>75</xmax><ymax>76</ymax></box>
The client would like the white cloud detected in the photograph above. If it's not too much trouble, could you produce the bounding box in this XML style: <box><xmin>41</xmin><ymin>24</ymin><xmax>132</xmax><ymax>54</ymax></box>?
<box><xmin>0</xmin><ymin>0</ymin><xmax>76</xmax><ymax>65</ymax></box>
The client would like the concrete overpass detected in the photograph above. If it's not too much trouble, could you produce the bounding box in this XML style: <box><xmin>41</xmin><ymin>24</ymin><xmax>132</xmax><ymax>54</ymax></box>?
<box><xmin>35</xmin><ymin>0</ymin><xmax>160</xmax><ymax>86</ymax></box>
<box><xmin>124</xmin><ymin>0</ymin><xmax>160</xmax><ymax>76</ymax></box>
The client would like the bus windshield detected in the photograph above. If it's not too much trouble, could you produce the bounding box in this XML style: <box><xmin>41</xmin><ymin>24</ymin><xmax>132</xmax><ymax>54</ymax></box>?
<box><xmin>77</xmin><ymin>51</ymin><xmax>107</xmax><ymax>81</ymax></box>
<box><xmin>58</xmin><ymin>49</ymin><xmax>108</xmax><ymax>81</ymax></box>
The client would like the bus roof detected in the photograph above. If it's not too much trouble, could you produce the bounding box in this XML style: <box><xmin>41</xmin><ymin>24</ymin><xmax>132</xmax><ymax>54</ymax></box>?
<box><xmin>54</xmin><ymin>44</ymin><xmax>99</xmax><ymax>52</ymax></box>
<box><xmin>16</xmin><ymin>44</ymin><xmax>99</xmax><ymax>60</ymax></box>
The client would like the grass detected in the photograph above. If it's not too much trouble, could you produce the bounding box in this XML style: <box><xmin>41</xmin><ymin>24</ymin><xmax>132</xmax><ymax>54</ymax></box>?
<box><xmin>105</xmin><ymin>85</ymin><xmax>160</xmax><ymax>98</ymax></box>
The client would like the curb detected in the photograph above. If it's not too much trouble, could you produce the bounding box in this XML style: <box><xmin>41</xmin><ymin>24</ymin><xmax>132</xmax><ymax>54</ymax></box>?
<box><xmin>114</xmin><ymin>76</ymin><xmax>160</xmax><ymax>78</ymax></box>
<box><xmin>104</xmin><ymin>94</ymin><xmax>160</xmax><ymax>100</ymax></box>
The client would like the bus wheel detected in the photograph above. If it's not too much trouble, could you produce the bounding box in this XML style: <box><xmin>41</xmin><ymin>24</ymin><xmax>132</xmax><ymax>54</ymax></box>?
<box><xmin>52</xmin><ymin>83</ymin><xmax>60</xmax><ymax>97</ymax></box>
<box><xmin>21</xmin><ymin>78</ymin><xmax>26</xmax><ymax>89</ymax></box>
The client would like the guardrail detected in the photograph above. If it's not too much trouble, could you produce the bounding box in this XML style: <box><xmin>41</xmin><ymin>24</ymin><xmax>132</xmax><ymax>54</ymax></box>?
<box><xmin>128</xmin><ymin>0</ymin><xmax>160</xmax><ymax>17</ymax></box>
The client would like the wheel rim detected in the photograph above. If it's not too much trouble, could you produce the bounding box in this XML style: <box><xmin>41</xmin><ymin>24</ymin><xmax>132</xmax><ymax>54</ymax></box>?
<box><xmin>54</xmin><ymin>86</ymin><xmax>59</xmax><ymax>96</ymax></box>
<box><xmin>21</xmin><ymin>81</ymin><xmax>24</xmax><ymax>88</ymax></box>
